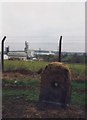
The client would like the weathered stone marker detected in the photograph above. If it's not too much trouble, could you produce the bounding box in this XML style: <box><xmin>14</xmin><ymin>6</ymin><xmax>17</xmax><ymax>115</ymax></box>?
<box><xmin>39</xmin><ymin>62</ymin><xmax>71</xmax><ymax>108</ymax></box>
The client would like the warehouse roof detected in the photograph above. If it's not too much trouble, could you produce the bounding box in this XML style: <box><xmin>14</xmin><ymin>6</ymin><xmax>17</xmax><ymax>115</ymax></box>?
<box><xmin>8</xmin><ymin>51</ymin><xmax>27</xmax><ymax>57</ymax></box>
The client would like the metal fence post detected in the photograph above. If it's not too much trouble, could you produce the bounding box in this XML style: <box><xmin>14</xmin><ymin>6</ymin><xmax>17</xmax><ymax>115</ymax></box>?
<box><xmin>1</xmin><ymin>36</ymin><xmax>6</xmax><ymax>72</ymax></box>
<box><xmin>58</xmin><ymin>36</ymin><xmax>62</xmax><ymax>62</ymax></box>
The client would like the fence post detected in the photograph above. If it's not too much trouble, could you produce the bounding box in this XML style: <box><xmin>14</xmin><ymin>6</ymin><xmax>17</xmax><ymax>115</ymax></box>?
<box><xmin>58</xmin><ymin>36</ymin><xmax>62</xmax><ymax>62</ymax></box>
<box><xmin>1</xmin><ymin>36</ymin><xmax>6</xmax><ymax>72</ymax></box>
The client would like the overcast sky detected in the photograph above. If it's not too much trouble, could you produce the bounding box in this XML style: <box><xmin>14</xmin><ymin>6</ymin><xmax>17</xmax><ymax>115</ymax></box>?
<box><xmin>0</xmin><ymin>2</ymin><xmax>85</xmax><ymax>52</ymax></box>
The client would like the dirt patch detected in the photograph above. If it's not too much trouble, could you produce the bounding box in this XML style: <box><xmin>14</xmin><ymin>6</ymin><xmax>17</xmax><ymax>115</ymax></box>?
<box><xmin>2</xmin><ymin>68</ymin><xmax>86</xmax><ymax>82</ymax></box>
<box><xmin>2</xmin><ymin>96</ymin><xmax>85</xmax><ymax>118</ymax></box>
<box><xmin>4</xmin><ymin>69</ymin><xmax>34</xmax><ymax>75</ymax></box>
<box><xmin>70</xmin><ymin>70</ymin><xmax>86</xmax><ymax>81</ymax></box>
<box><xmin>3</xmin><ymin>85</ymin><xmax>34</xmax><ymax>90</ymax></box>
<box><xmin>2</xmin><ymin>71</ymin><xmax>40</xmax><ymax>81</ymax></box>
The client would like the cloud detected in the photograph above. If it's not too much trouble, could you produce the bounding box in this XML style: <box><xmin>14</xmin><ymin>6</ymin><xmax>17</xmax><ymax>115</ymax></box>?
<box><xmin>0</xmin><ymin>2</ymin><xmax>85</xmax><ymax>52</ymax></box>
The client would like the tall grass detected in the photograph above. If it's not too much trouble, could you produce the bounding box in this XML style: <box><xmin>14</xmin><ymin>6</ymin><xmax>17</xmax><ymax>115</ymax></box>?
<box><xmin>4</xmin><ymin>60</ymin><xmax>48</xmax><ymax>72</ymax></box>
<box><xmin>4</xmin><ymin>60</ymin><xmax>85</xmax><ymax>76</ymax></box>
<box><xmin>68</xmin><ymin>63</ymin><xmax>85</xmax><ymax>76</ymax></box>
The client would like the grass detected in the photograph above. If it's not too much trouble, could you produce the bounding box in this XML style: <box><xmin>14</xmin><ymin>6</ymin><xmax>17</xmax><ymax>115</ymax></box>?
<box><xmin>4</xmin><ymin>60</ymin><xmax>85</xmax><ymax>76</ymax></box>
<box><xmin>71</xmin><ymin>81</ymin><xmax>86</xmax><ymax>106</ymax></box>
<box><xmin>4</xmin><ymin>60</ymin><xmax>48</xmax><ymax>72</ymax></box>
<box><xmin>2</xmin><ymin>79</ymin><xmax>40</xmax><ymax>101</ymax></box>
<box><xmin>3</xmin><ymin>79</ymin><xmax>40</xmax><ymax>86</ymax></box>
<box><xmin>2</xmin><ymin>78</ymin><xmax>86</xmax><ymax>106</ymax></box>
<box><xmin>71</xmin><ymin>81</ymin><xmax>85</xmax><ymax>90</ymax></box>
<box><xmin>71</xmin><ymin>91</ymin><xmax>85</xmax><ymax>106</ymax></box>
<box><xmin>3</xmin><ymin>60</ymin><xmax>86</xmax><ymax>107</ymax></box>
<box><xmin>3</xmin><ymin>89</ymin><xmax>40</xmax><ymax>101</ymax></box>
<box><xmin>68</xmin><ymin>63</ymin><xmax>85</xmax><ymax>76</ymax></box>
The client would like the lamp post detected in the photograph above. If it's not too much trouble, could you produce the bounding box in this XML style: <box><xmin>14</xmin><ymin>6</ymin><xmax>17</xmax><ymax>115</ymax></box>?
<box><xmin>1</xmin><ymin>36</ymin><xmax>6</xmax><ymax>72</ymax></box>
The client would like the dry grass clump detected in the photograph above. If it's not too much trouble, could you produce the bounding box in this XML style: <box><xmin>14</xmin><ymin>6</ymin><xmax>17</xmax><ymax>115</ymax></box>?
<box><xmin>46</xmin><ymin>62</ymin><xmax>70</xmax><ymax>71</ymax></box>
<box><xmin>41</xmin><ymin>62</ymin><xmax>71</xmax><ymax>82</ymax></box>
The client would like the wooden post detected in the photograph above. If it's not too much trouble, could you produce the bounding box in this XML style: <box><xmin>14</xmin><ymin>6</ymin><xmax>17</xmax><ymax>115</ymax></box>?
<box><xmin>1</xmin><ymin>36</ymin><xmax>6</xmax><ymax>72</ymax></box>
<box><xmin>58</xmin><ymin>36</ymin><xmax>62</xmax><ymax>62</ymax></box>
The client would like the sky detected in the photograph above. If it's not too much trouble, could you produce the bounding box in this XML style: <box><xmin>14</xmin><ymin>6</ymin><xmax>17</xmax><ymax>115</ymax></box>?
<box><xmin>0</xmin><ymin>1</ymin><xmax>85</xmax><ymax>52</ymax></box>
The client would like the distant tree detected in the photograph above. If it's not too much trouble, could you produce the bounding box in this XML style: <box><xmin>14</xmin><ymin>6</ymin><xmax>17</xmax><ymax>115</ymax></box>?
<box><xmin>62</xmin><ymin>53</ymin><xmax>85</xmax><ymax>63</ymax></box>
<box><xmin>72</xmin><ymin>53</ymin><xmax>80</xmax><ymax>63</ymax></box>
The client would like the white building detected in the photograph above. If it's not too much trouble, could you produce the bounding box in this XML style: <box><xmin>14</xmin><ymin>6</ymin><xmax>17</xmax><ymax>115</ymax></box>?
<box><xmin>8</xmin><ymin>51</ymin><xmax>27</xmax><ymax>60</ymax></box>
<box><xmin>27</xmin><ymin>49</ymin><xmax>35</xmax><ymax>58</ymax></box>
<box><xmin>4</xmin><ymin>54</ymin><xmax>8</xmax><ymax>60</ymax></box>
<box><xmin>34</xmin><ymin>50</ymin><xmax>55</xmax><ymax>56</ymax></box>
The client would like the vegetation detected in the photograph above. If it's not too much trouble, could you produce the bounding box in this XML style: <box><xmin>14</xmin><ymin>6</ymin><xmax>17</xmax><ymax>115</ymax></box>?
<box><xmin>68</xmin><ymin>63</ymin><xmax>85</xmax><ymax>76</ymax></box>
<box><xmin>62</xmin><ymin>53</ymin><xmax>85</xmax><ymax>63</ymax></box>
<box><xmin>2</xmin><ymin>60</ymin><xmax>86</xmax><ymax>118</ymax></box>
<box><xmin>3</xmin><ymin>78</ymin><xmax>86</xmax><ymax>106</ymax></box>
<box><xmin>4</xmin><ymin>60</ymin><xmax>85</xmax><ymax>78</ymax></box>
<box><xmin>35</xmin><ymin>53</ymin><xmax>86</xmax><ymax>63</ymax></box>
<box><xmin>71</xmin><ymin>81</ymin><xmax>86</xmax><ymax>106</ymax></box>
<box><xmin>4</xmin><ymin>60</ymin><xmax>48</xmax><ymax>72</ymax></box>
<box><xmin>3</xmin><ymin>60</ymin><xmax>86</xmax><ymax>106</ymax></box>
<box><xmin>3</xmin><ymin>79</ymin><xmax>40</xmax><ymax>101</ymax></box>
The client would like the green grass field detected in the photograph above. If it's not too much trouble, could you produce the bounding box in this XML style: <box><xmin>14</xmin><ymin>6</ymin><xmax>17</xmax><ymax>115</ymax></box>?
<box><xmin>3</xmin><ymin>79</ymin><xmax>86</xmax><ymax>106</ymax></box>
<box><xmin>4</xmin><ymin>60</ymin><xmax>48</xmax><ymax>72</ymax></box>
<box><xmin>3</xmin><ymin>60</ymin><xmax>86</xmax><ymax>107</ymax></box>
<box><xmin>68</xmin><ymin>63</ymin><xmax>85</xmax><ymax>76</ymax></box>
<box><xmin>4</xmin><ymin>60</ymin><xmax>85</xmax><ymax>75</ymax></box>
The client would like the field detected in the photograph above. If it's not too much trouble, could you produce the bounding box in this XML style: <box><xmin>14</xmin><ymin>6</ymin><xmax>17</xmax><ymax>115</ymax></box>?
<box><xmin>2</xmin><ymin>60</ymin><xmax>86</xmax><ymax>118</ymax></box>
